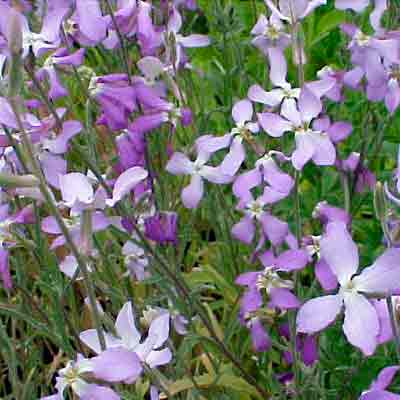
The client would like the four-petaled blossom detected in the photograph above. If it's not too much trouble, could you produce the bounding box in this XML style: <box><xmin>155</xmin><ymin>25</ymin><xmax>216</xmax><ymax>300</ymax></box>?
<box><xmin>80</xmin><ymin>301</ymin><xmax>172</xmax><ymax>378</ymax></box>
<box><xmin>297</xmin><ymin>221</ymin><xmax>400</xmax><ymax>355</ymax></box>
<box><xmin>258</xmin><ymin>86</ymin><xmax>336</xmax><ymax>170</ymax></box>
<box><xmin>166</xmin><ymin>150</ymin><xmax>232</xmax><ymax>208</ymax></box>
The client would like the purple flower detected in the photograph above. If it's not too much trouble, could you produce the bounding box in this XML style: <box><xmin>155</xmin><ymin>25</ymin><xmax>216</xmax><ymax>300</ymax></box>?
<box><xmin>144</xmin><ymin>211</ymin><xmax>178</xmax><ymax>245</ymax></box>
<box><xmin>235</xmin><ymin>250</ymin><xmax>305</xmax><ymax>351</ymax></box>
<box><xmin>279</xmin><ymin>323</ymin><xmax>319</xmax><ymax>366</ymax></box>
<box><xmin>250</xmin><ymin>14</ymin><xmax>290</xmax><ymax>57</ymax></box>
<box><xmin>166</xmin><ymin>150</ymin><xmax>233</xmax><ymax>209</ymax></box>
<box><xmin>258</xmin><ymin>86</ymin><xmax>336</xmax><ymax>170</ymax></box>
<box><xmin>359</xmin><ymin>365</ymin><xmax>400</xmax><ymax>399</ymax></box>
<box><xmin>231</xmin><ymin>193</ymin><xmax>289</xmax><ymax>247</ymax></box>
<box><xmin>297</xmin><ymin>221</ymin><xmax>400</xmax><ymax>355</ymax></box>
<box><xmin>89</xmin><ymin>74</ymin><xmax>136</xmax><ymax>130</ymax></box>
<box><xmin>41</xmin><ymin>354</ymin><xmax>121</xmax><ymax>400</ymax></box>
<box><xmin>106</xmin><ymin>166</ymin><xmax>148</xmax><ymax>207</ymax></box>
<box><xmin>233</xmin><ymin>153</ymin><xmax>294</xmax><ymax>205</ymax></box>
<box><xmin>122</xmin><ymin>241</ymin><xmax>149</xmax><ymax>281</ymax></box>
<box><xmin>80</xmin><ymin>302</ymin><xmax>172</xmax><ymax>371</ymax></box>
<box><xmin>265</xmin><ymin>0</ymin><xmax>327</xmax><ymax>25</ymax></box>
<box><xmin>165</xmin><ymin>6</ymin><xmax>210</xmax><ymax>68</ymax></box>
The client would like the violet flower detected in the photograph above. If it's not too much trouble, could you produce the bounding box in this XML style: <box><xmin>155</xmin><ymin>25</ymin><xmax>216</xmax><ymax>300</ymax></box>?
<box><xmin>250</xmin><ymin>13</ymin><xmax>290</xmax><ymax>57</ymax></box>
<box><xmin>41</xmin><ymin>354</ymin><xmax>121</xmax><ymax>400</ymax></box>
<box><xmin>236</xmin><ymin>250</ymin><xmax>307</xmax><ymax>351</ymax></box>
<box><xmin>122</xmin><ymin>240</ymin><xmax>150</xmax><ymax>281</ymax></box>
<box><xmin>80</xmin><ymin>302</ymin><xmax>172</xmax><ymax>375</ymax></box>
<box><xmin>258</xmin><ymin>86</ymin><xmax>336</xmax><ymax>170</ymax></box>
<box><xmin>359</xmin><ymin>365</ymin><xmax>400</xmax><ymax>399</ymax></box>
<box><xmin>165</xmin><ymin>6</ymin><xmax>210</xmax><ymax>68</ymax></box>
<box><xmin>233</xmin><ymin>152</ymin><xmax>294</xmax><ymax>205</ymax></box>
<box><xmin>166</xmin><ymin>149</ymin><xmax>233</xmax><ymax>209</ymax></box>
<box><xmin>297</xmin><ymin>221</ymin><xmax>400</xmax><ymax>355</ymax></box>
<box><xmin>144</xmin><ymin>211</ymin><xmax>178</xmax><ymax>246</ymax></box>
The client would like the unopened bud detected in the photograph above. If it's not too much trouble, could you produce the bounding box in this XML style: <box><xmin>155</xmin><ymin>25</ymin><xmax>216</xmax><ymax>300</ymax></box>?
<box><xmin>373</xmin><ymin>181</ymin><xmax>387</xmax><ymax>223</ymax></box>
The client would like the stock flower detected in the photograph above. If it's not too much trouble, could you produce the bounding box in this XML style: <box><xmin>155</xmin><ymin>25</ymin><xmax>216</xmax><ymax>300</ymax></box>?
<box><xmin>122</xmin><ymin>240</ymin><xmax>149</xmax><ymax>281</ymax></box>
<box><xmin>80</xmin><ymin>302</ymin><xmax>172</xmax><ymax>375</ymax></box>
<box><xmin>258</xmin><ymin>86</ymin><xmax>336</xmax><ymax>170</ymax></box>
<box><xmin>105</xmin><ymin>166</ymin><xmax>148</xmax><ymax>207</ymax></box>
<box><xmin>166</xmin><ymin>150</ymin><xmax>232</xmax><ymax>208</ymax></box>
<box><xmin>233</xmin><ymin>152</ymin><xmax>294</xmax><ymax>205</ymax></box>
<box><xmin>231</xmin><ymin>194</ymin><xmax>289</xmax><ymax>246</ymax></box>
<box><xmin>144</xmin><ymin>211</ymin><xmax>178</xmax><ymax>245</ymax></box>
<box><xmin>251</xmin><ymin>13</ymin><xmax>290</xmax><ymax>57</ymax></box>
<box><xmin>165</xmin><ymin>6</ymin><xmax>210</xmax><ymax>68</ymax></box>
<box><xmin>89</xmin><ymin>74</ymin><xmax>136</xmax><ymax>130</ymax></box>
<box><xmin>67</xmin><ymin>0</ymin><xmax>110</xmax><ymax>46</ymax></box>
<box><xmin>197</xmin><ymin>99</ymin><xmax>259</xmax><ymax>176</ymax></box>
<box><xmin>297</xmin><ymin>221</ymin><xmax>400</xmax><ymax>355</ymax></box>
<box><xmin>0</xmin><ymin>1</ymin><xmax>69</xmax><ymax>58</ymax></box>
<box><xmin>359</xmin><ymin>365</ymin><xmax>400</xmax><ymax>399</ymax></box>
<box><xmin>41</xmin><ymin>355</ymin><xmax>121</xmax><ymax>400</ymax></box>
<box><xmin>278</xmin><ymin>323</ymin><xmax>319</xmax><ymax>366</ymax></box>
<box><xmin>236</xmin><ymin>249</ymin><xmax>306</xmax><ymax>351</ymax></box>
<box><xmin>37</xmin><ymin>48</ymin><xmax>86</xmax><ymax>101</ymax></box>
<box><xmin>265</xmin><ymin>0</ymin><xmax>327</xmax><ymax>25</ymax></box>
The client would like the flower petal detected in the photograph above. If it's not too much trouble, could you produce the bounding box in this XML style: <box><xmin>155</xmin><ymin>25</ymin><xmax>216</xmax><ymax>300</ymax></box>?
<box><xmin>106</xmin><ymin>166</ymin><xmax>148</xmax><ymax>207</ymax></box>
<box><xmin>181</xmin><ymin>174</ymin><xmax>204</xmax><ymax>208</ymax></box>
<box><xmin>297</xmin><ymin>294</ymin><xmax>343</xmax><ymax>333</ymax></box>
<box><xmin>352</xmin><ymin>248</ymin><xmax>400</xmax><ymax>296</ymax></box>
<box><xmin>320</xmin><ymin>221</ymin><xmax>359</xmax><ymax>286</ymax></box>
<box><xmin>115</xmin><ymin>302</ymin><xmax>141</xmax><ymax>349</ymax></box>
<box><xmin>342</xmin><ymin>292</ymin><xmax>379</xmax><ymax>356</ymax></box>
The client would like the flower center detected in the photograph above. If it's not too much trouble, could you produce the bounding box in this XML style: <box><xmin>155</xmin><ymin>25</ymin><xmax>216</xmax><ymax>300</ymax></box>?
<box><xmin>246</xmin><ymin>200</ymin><xmax>264</xmax><ymax>218</ymax></box>
<box><xmin>355</xmin><ymin>31</ymin><xmax>371</xmax><ymax>46</ymax></box>
<box><xmin>264</xmin><ymin>24</ymin><xmax>281</xmax><ymax>40</ymax></box>
<box><xmin>256</xmin><ymin>267</ymin><xmax>294</xmax><ymax>292</ymax></box>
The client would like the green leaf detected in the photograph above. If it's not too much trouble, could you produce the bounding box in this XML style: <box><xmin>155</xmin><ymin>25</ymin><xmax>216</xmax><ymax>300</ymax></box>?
<box><xmin>310</xmin><ymin>10</ymin><xmax>347</xmax><ymax>48</ymax></box>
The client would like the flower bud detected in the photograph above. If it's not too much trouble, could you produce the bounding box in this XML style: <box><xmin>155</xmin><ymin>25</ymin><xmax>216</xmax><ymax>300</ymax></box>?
<box><xmin>374</xmin><ymin>181</ymin><xmax>387</xmax><ymax>223</ymax></box>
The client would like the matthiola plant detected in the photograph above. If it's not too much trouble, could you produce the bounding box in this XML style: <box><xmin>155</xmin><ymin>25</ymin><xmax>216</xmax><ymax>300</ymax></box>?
<box><xmin>2</xmin><ymin>0</ymin><xmax>400</xmax><ymax>399</ymax></box>
<box><xmin>297</xmin><ymin>221</ymin><xmax>400</xmax><ymax>355</ymax></box>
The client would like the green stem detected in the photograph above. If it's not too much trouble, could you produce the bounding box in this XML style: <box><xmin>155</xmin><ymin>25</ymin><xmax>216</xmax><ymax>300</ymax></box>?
<box><xmin>8</xmin><ymin>98</ymin><xmax>106</xmax><ymax>351</ymax></box>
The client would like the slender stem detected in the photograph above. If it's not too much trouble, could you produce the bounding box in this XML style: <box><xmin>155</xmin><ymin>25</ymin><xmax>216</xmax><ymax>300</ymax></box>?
<box><xmin>103</xmin><ymin>0</ymin><xmax>132</xmax><ymax>84</ymax></box>
<box><xmin>8</xmin><ymin>98</ymin><xmax>106</xmax><ymax>351</ymax></box>
<box><xmin>387</xmin><ymin>297</ymin><xmax>400</xmax><ymax>361</ymax></box>
<box><xmin>24</xmin><ymin>64</ymin><xmax>63</xmax><ymax>129</ymax></box>
<box><xmin>340</xmin><ymin>172</ymin><xmax>351</xmax><ymax>214</ymax></box>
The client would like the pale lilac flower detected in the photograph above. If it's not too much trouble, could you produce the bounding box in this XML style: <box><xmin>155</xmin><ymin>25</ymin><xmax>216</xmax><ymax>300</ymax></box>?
<box><xmin>231</xmin><ymin>194</ymin><xmax>289</xmax><ymax>246</ymax></box>
<box><xmin>233</xmin><ymin>152</ymin><xmax>294</xmax><ymax>205</ymax></box>
<box><xmin>250</xmin><ymin>14</ymin><xmax>290</xmax><ymax>57</ymax></box>
<box><xmin>166</xmin><ymin>150</ymin><xmax>232</xmax><ymax>209</ymax></box>
<box><xmin>80</xmin><ymin>302</ymin><xmax>172</xmax><ymax>371</ymax></box>
<box><xmin>37</xmin><ymin>48</ymin><xmax>86</xmax><ymax>101</ymax></box>
<box><xmin>359</xmin><ymin>365</ymin><xmax>400</xmax><ymax>399</ymax></box>
<box><xmin>236</xmin><ymin>250</ymin><xmax>306</xmax><ymax>351</ymax></box>
<box><xmin>297</xmin><ymin>221</ymin><xmax>400</xmax><ymax>355</ymax></box>
<box><xmin>66</xmin><ymin>0</ymin><xmax>110</xmax><ymax>46</ymax></box>
<box><xmin>204</xmin><ymin>99</ymin><xmax>260</xmax><ymax>176</ymax></box>
<box><xmin>258</xmin><ymin>86</ymin><xmax>336</xmax><ymax>170</ymax></box>
<box><xmin>335</xmin><ymin>0</ymin><xmax>370</xmax><ymax>11</ymax></box>
<box><xmin>165</xmin><ymin>6</ymin><xmax>210</xmax><ymax>68</ymax></box>
<box><xmin>0</xmin><ymin>2</ymin><xmax>69</xmax><ymax>58</ymax></box>
<box><xmin>106</xmin><ymin>166</ymin><xmax>148</xmax><ymax>207</ymax></box>
<box><xmin>122</xmin><ymin>240</ymin><xmax>150</xmax><ymax>281</ymax></box>
<box><xmin>265</xmin><ymin>0</ymin><xmax>327</xmax><ymax>25</ymax></box>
